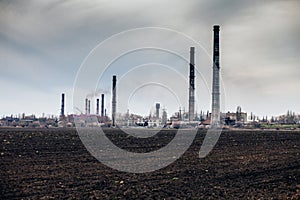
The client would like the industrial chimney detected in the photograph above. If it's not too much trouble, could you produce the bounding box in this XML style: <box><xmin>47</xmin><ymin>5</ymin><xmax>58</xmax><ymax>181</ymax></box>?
<box><xmin>88</xmin><ymin>100</ymin><xmax>91</xmax><ymax>114</ymax></box>
<box><xmin>85</xmin><ymin>98</ymin><xmax>88</xmax><ymax>115</ymax></box>
<box><xmin>112</xmin><ymin>75</ymin><xmax>117</xmax><ymax>126</ymax></box>
<box><xmin>156</xmin><ymin>103</ymin><xmax>160</xmax><ymax>119</ymax></box>
<box><xmin>189</xmin><ymin>47</ymin><xmax>195</xmax><ymax>121</ymax></box>
<box><xmin>101</xmin><ymin>94</ymin><xmax>104</xmax><ymax>117</ymax></box>
<box><xmin>96</xmin><ymin>98</ymin><xmax>99</xmax><ymax>115</ymax></box>
<box><xmin>61</xmin><ymin>93</ymin><xmax>65</xmax><ymax>116</ymax></box>
<box><xmin>211</xmin><ymin>25</ymin><xmax>221</xmax><ymax>127</ymax></box>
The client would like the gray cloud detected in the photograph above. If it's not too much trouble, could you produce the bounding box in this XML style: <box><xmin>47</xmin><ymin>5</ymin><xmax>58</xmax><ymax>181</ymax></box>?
<box><xmin>0</xmin><ymin>0</ymin><xmax>299</xmax><ymax>117</ymax></box>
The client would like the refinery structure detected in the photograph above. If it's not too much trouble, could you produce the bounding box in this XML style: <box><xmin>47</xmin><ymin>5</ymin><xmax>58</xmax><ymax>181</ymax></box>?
<box><xmin>67</xmin><ymin>25</ymin><xmax>223</xmax><ymax>129</ymax></box>
<box><xmin>1</xmin><ymin>25</ymin><xmax>300</xmax><ymax>129</ymax></box>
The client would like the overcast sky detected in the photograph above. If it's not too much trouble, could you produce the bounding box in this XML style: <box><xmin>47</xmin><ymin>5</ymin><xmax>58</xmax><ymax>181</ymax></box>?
<box><xmin>1</xmin><ymin>0</ymin><xmax>299</xmax><ymax>118</ymax></box>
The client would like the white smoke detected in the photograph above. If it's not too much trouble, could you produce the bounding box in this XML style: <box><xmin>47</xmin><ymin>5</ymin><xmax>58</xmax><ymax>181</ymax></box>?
<box><xmin>86</xmin><ymin>89</ymin><xmax>110</xmax><ymax>99</ymax></box>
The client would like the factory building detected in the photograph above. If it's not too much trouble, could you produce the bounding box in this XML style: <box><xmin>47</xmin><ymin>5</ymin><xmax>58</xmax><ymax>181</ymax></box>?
<box><xmin>224</xmin><ymin>112</ymin><xmax>247</xmax><ymax>124</ymax></box>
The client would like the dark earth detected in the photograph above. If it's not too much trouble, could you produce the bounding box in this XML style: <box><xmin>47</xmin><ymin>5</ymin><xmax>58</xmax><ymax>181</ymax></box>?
<box><xmin>1</xmin><ymin>128</ymin><xmax>300</xmax><ymax>199</ymax></box>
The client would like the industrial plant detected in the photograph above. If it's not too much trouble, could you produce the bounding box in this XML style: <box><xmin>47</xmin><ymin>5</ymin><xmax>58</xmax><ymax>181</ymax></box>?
<box><xmin>70</xmin><ymin>25</ymin><xmax>223</xmax><ymax>128</ymax></box>
<box><xmin>1</xmin><ymin>25</ymin><xmax>299</xmax><ymax>130</ymax></box>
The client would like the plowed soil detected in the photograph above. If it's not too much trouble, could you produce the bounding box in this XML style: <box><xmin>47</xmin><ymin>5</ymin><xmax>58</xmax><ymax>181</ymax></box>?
<box><xmin>1</xmin><ymin>128</ymin><xmax>300</xmax><ymax>199</ymax></box>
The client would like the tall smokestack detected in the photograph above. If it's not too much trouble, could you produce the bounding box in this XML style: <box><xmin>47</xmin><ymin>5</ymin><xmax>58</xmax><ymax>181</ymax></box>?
<box><xmin>156</xmin><ymin>103</ymin><xmax>160</xmax><ymax>119</ymax></box>
<box><xmin>189</xmin><ymin>47</ymin><xmax>195</xmax><ymax>121</ymax></box>
<box><xmin>61</xmin><ymin>93</ymin><xmax>65</xmax><ymax>116</ymax></box>
<box><xmin>211</xmin><ymin>25</ymin><xmax>221</xmax><ymax>126</ymax></box>
<box><xmin>85</xmin><ymin>98</ymin><xmax>88</xmax><ymax>115</ymax></box>
<box><xmin>96</xmin><ymin>98</ymin><xmax>99</xmax><ymax>115</ymax></box>
<box><xmin>112</xmin><ymin>75</ymin><xmax>117</xmax><ymax>126</ymax></box>
<box><xmin>88</xmin><ymin>100</ymin><xmax>91</xmax><ymax>114</ymax></box>
<box><xmin>101</xmin><ymin>94</ymin><xmax>104</xmax><ymax>117</ymax></box>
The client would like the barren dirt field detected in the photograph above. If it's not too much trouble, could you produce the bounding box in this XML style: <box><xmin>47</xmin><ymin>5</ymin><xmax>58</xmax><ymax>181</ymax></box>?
<box><xmin>1</xmin><ymin>128</ymin><xmax>300</xmax><ymax>199</ymax></box>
